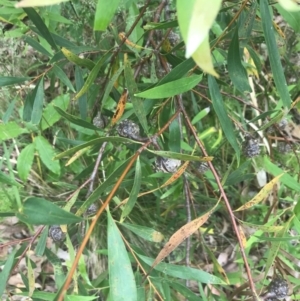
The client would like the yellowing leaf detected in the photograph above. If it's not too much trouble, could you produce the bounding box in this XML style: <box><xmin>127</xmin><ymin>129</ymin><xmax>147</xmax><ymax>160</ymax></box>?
<box><xmin>277</xmin><ymin>0</ymin><xmax>300</xmax><ymax>11</ymax></box>
<box><xmin>15</xmin><ymin>0</ymin><xmax>69</xmax><ymax>7</ymax></box>
<box><xmin>111</xmin><ymin>89</ymin><xmax>128</xmax><ymax>125</ymax></box>
<box><xmin>192</xmin><ymin>36</ymin><xmax>219</xmax><ymax>77</ymax></box>
<box><xmin>234</xmin><ymin>173</ymin><xmax>284</xmax><ymax>212</ymax></box>
<box><xmin>152</xmin><ymin>212</ymin><xmax>211</xmax><ymax>269</ymax></box>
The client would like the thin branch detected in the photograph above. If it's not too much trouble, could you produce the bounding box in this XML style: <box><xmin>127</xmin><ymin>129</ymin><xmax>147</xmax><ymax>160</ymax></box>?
<box><xmin>177</xmin><ymin>96</ymin><xmax>258</xmax><ymax>298</ymax></box>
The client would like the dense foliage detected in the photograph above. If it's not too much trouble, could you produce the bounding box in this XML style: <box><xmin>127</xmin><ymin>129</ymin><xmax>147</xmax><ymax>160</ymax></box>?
<box><xmin>1</xmin><ymin>0</ymin><xmax>300</xmax><ymax>300</ymax></box>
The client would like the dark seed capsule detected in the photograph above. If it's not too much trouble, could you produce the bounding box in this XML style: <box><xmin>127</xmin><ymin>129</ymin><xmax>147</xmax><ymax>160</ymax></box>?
<box><xmin>155</xmin><ymin>157</ymin><xmax>181</xmax><ymax>173</ymax></box>
<box><xmin>277</xmin><ymin>142</ymin><xmax>292</xmax><ymax>154</ymax></box>
<box><xmin>243</xmin><ymin>138</ymin><xmax>260</xmax><ymax>158</ymax></box>
<box><xmin>49</xmin><ymin>225</ymin><xmax>66</xmax><ymax>242</ymax></box>
<box><xmin>116</xmin><ymin>119</ymin><xmax>140</xmax><ymax>140</ymax></box>
<box><xmin>85</xmin><ymin>203</ymin><xmax>99</xmax><ymax>216</ymax></box>
<box><xmin>262</xmin><ymin>277</ymin><xmax>288</xmax><ymax>300</ymax></box>
<box><xmin>93</xmin><ymin>112</ymin><xmax>107</xmax><ymax>129</ymax></box>
<box><xmin>198</xmin><ymin>162</ymin><xmax>209</xmax><ymax>174</ymax></box>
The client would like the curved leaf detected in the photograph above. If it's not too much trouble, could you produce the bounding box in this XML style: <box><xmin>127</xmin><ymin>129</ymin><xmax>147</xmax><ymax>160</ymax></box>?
<box><xmin>135</xmin><ymin>74</ymin><xmax>202</xmax><ymax>99</ymax></box>
<box><xmin>260</xmin><ymin>0</ymin><xmax>291</xmax><ymax>108</ymax></box>
<box><xmin>208</xmin><ymin>75</ymin><xmax>240</xmax><ymax>161</ymax></box>
<box><xmin>16</xmin><ymin>197</ymin><xmax>82</xmax><ymax>225</ymax></box>
<box><xmin>107</xmin><ymin>210</ymin><xmax>137</xmax><ymax>301</ymax></box>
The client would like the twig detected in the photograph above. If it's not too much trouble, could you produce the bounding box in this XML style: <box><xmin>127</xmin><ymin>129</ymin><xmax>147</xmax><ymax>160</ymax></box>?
<box><xmin>177</xmin><ymin>96</ymin><xmax>258</xmax><ymax>298</ymax></box>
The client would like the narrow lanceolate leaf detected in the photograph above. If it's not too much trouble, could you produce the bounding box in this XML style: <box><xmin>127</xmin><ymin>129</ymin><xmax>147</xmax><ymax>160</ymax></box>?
<box><xmin>61</xmin><ymin>47</ymin><xmax>95</xmax><ymax>70</ymax></box>
<box><xmin>124</xmin><ymin>55</ymin><xmax>148</xmax><ymax>133</ymax></box>
<box><xmin>16</xmin><ymin>0</ymin><xmax>69</xmax><ymax>7</ymax></box>
<box><xmin>228</xmin><ymin>29</ymin><xmax>251</xmax><ymax>93</ymax></box>
<box><xmin>94</xmin><ymin>0</ymin><xmax>121</xmax><ymax>31</ymax></box>
<box><xmin>177</xmin><ymin>0</ymin><xmax>222</xmax><ymax>57</ymax></box>
<box><xmin>107</xmin><ymin>210</ymin><xmax>137</xmax><ymax>301</ymax></box>
<box><xmin>148</xmin><ymin>201</ymin><xmax>219</xmax><ymax>274</ymax></box>
<box><xmin>275</xmin><ymin>4</ymin><xmax>300</xmax><ymax>33</ymax></box>
<box><xmin>234</xmin><ymin>174</ymin><xmax>284</xmax><ymax>211</ymax></box>
<box><xmin>0</xmin><ymin>249</ymin><xmax>18</xmax><ymax>297</ymax></box>
<box><xmin>121</xmin><ymin>157</ymin><xmax>142</xmax><ymax>221</ymax></box>
<box><xmin>0</xmin><ymin>171</ymin><xmax>22</xmax><ymax>187</ymax></box>
<box><xmin>17</xmin><ymin>143</ymin><xmax>35</xmax><ymax>182</ymax></box>
<box><xmin>260</xmin><ymin>0</ymin><xmax>292</xmax><ymax>108</ymax></box>
<box><xmin>263</xmin><ymin>156</ymin><xmax>300</xmax><ymax>192</ymax></box>
<box><xmin>74</xmin><ymin>52</ymin><xmax>111</xmax><ymax>100</ymax></box>
<box><xmin>0</xmin><ymin>76</ymin><xmax>30</xmax><ymax>87</ymax></box>
<box><xmin>31</xmin><ymin>77</ymin><xmax>45</xmax><ymax>124</ymax></box>
<box><xmin>111</xmin><ymin>89</ymin><xmax>128</xmax><ymax>126</ymax></box>
<box><xmin>22</xmin><ymin>7</ymin><xmax>58</xmax><ymax>51</ymax></box>
<box><xmin>208</xmin><ymin>76</ymin><xmax>240</xmax><ymax>162</ymax></box>
<box><xmin>135</xmin><ymin>74</ymin><xmax>202</xmax><ymax>99</ymax></box>
<box><xmin>52</xmin><ymin>65</ymin><xmax>75</xmax><ymax>92</ymax></box>
<box><xmin>34</xmin><ymin>136</ymin><xmax>60</xmax><ymax>174</ymax></box>
<box><xmin>16</xmin><ymin>197</ymin><xmax>83</xmax><ymax>225</ymax></box>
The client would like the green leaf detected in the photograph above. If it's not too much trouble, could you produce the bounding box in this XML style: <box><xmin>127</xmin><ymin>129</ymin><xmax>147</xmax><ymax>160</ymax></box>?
<box><xmin>35</xmin><ymin>227</ymin><xmax>48</xmax><ymax>256</ymax></box>
<box><xmin>52</xmin><ymin>64</ymin><xmax>75</xmax><ymax>92</ymax></box>
<box><xmin>31</xmin><ymin>77</ymin><xmax>45</xmax><ymax>124</ymax></box>
<box><xmin>0</xmin><ymin>76</ymin><xmax>30</xmax><ymax>87</ymax></box>
<box><xmin>34</xmin><ymin>136</ymin><xmax>60</xmax><ymax>174</ymax></box>
<box><xmin>208</xmin><ymin>75</ymin><xmax>240</xmax><ymax>162</ymax></box>
<box><xmin>75</xmin><ymin>66</ymin><xmax>87</xmax><ymax>120</ymax></box>
<box><xmin>53</xmin><ymin>105</ymin><xmax>103</xmax><ymax>131</ymax></box>
<box><xmin>238</xmin><ymin>2</ymin><xmax>257</xmax><ymax>47</ymax></box>
<box><xmin>16</xmin><ymin>197</ymin><xmax>83</xmax><ymax>225</ymax></box>
<box><xmin>44</xmin><ymin>247</ymin><xmax>65</xmax><ymax>289</ymax></box>
<box><xmin>23</xmin><ymin>36</ymin><xmax>52</xmax><ymax>57</ymax></box>
<box><xmin>191</xmin><ymin>107</ymin><xmax>210</xmax><ymax>125</ymax></box>
<box><xmin>40</xmin><ymin>94</ymin><xmax>70</xmax><ymax>131</ymax></box>
<box><xmin>169</xmin><ymin>282</ymin><xmax>201</xmax><ymax>301</ymax></box>
<box><xmin>146</xmin><ymin>150</ymin><xmax>211</xmax><ymax>162</ymax></box>
<box><xmin>263</xmin><ymin>156</ymin><xmax>300</xmax><ymax>192</ymax></box>
<box><xmin>0</xmin><ymin>170</ymin><xmax>22</xmax><ymax>187</ymax></box>
<box><xmin>275</xmin><ymin>4</ymin><xmax>300</xmax><ymax>32</ymax></box>
<box><xmin>17</xmin><ymin>143</ymin><xmax>35</xmax><ymax>182</ymax></box>
<box><xmin>107</xmin><ymin>210</ymin><xmax>137</xmax><ymax>301</ymax></box>
<box><xmin>94</xmin><ymin>0</ymin><xmax>122</xmax><ymax>31</ymax></box>
<box><xmin>135</xmin><ymin>74</ymin><xmax>203</xmax><ymax>99</ymax></box>
<box><xmin>121</xmin><ymin>157</ymin><xmax>142</xmax><ymax>221</ymax></box>
<box><xmin>74</xmin><ymin>52</ymin><xmax>111</xmax><ymax>100</ymax></box>
<box><xmin>120</xmin><ymin>223</ymin><xmax>164</xmax><ymax>242</ymax></box>
<box><xmin>138</xmin><ymin>254</ymin><xmax>225</xmax><ymax>284</ymax></box>
<box><xmin>227</xmin><ymin>29</ymin><xmax>251</xmax><ymax>93</ymax></box>
<box><xmin>124</xmin><ymin>58</ymin><xmax>148</xmax><ymax>133</ymax></box>
<box><xmin>23</xmin><ymin>7</ymin><xmax>58</xmax><ymax>51</ymax></box>
<box><xmin>0</xmin><ymin>249</ymin><xmax>17</xmax><ymax>297</ymax></box>
<box><xmin>159</xmin><ymin>58</ymin><xmax>195</xmax><ymax>85</ymax></box>
<box><xmin>168</xmin><ymin>119</ymin><xmax>181</xmax><ymax>153</ymax></box>
<box><xmin>260</xmin><ymin>0</ymin><xmax>291</xmax><ymax>108</ymax></box>
<box><xmin>61</xmin><ymin>47</ymin><xmax>95</xmax><ymax>70</ymax></box>
<box><xmin>54</xmin><ymin>137</ymin><xmax>141</xmax><ymax>160</ymax></box>
<box><xmin>0</xmin><ymin>122</ymin><xmax>28</xmax><ymax>141</ymax></box>
<box><xmin>101</xmin><ymin>65</ymin><xmax>124</xmax><ymax>109</ymax></box>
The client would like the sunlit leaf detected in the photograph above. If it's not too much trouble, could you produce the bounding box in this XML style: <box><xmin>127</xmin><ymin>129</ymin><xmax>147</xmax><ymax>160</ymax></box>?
<box><xmin>15</xmin><ymin>0</ymin><xmax>69</xmax><ymax>7</ymax></box>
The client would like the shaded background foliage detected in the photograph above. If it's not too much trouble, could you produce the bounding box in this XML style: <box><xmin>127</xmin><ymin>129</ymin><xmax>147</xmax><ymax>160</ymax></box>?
<box><xmin>1</xmin><ymin>0</ymin><xmax>300</xmax><ymax>301</ymax></box>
